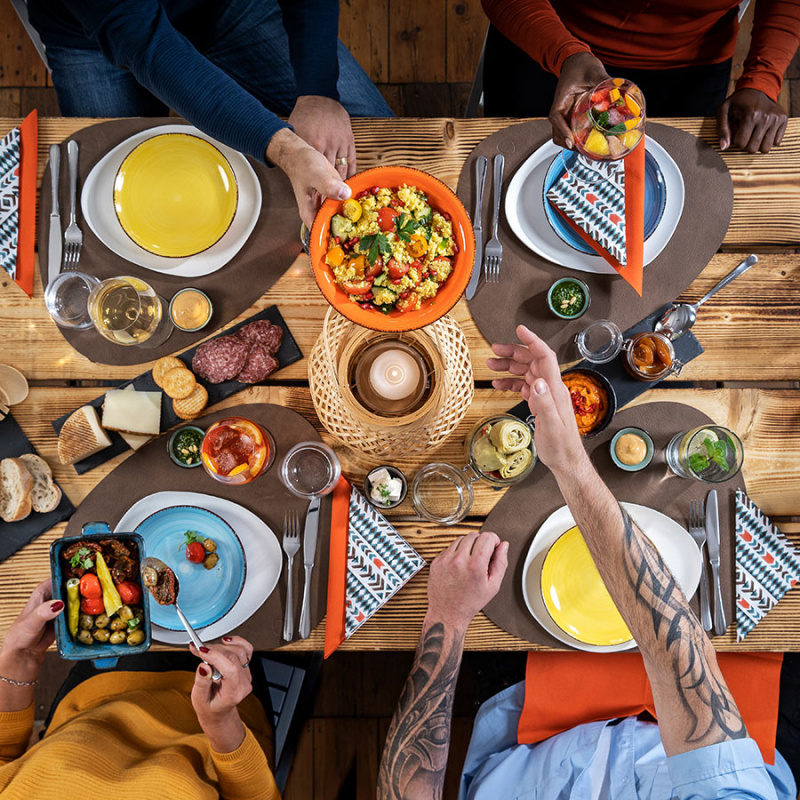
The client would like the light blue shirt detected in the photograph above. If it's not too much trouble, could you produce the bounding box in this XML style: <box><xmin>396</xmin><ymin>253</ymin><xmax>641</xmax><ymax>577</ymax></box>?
<box><xmin>458</xmin><ymin>682</ymin><xmax>796</xmax><ymax>800</ymax></box>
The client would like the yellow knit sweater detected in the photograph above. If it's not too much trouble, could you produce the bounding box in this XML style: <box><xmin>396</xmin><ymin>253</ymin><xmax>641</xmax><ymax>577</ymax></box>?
<box><xmin>0</xmin><ymin>671</ymin><xmax>280</xmax><ymax>799</ymax></box>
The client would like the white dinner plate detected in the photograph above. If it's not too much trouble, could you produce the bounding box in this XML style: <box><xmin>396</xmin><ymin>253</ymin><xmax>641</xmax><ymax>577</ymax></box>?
<box><xmin>504</xmin><ymin>136</ymin><xmax>685</xmax><ymax>273</ymax></box>
<box><xmin>81</xmin><ymin>125</ymin><xmax>262</xmax><ymax>277</ymax></box>
<box><xmin>116</xmin><ymin>490</ymin><xmax>281</xmax><ymax>644</ymax></box>
<box><xmin>521</xmin><ymin>502</ymin><xmax>701</xmax><ymax>652</ymax></box>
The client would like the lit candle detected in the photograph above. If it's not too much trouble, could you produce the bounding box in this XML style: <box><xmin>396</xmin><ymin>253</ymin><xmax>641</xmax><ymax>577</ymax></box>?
<box><xmin>368</xmin><ymin>349</ymin><xmax>422</xmax><ymax>401</ymax></box>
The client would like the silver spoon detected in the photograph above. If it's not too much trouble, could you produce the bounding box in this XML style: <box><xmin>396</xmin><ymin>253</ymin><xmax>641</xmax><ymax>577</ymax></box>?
<box><xmin>655</xmin><ymin>255</ymin><xmax>758</xmax><ymax>338</ymax></box>
<box><xmin>142</xmin><ymin>556</ymin><xmax>221</xmax><ymax>681</ymax></box>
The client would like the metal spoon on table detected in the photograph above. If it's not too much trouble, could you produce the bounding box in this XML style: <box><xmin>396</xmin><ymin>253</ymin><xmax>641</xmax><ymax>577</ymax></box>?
<box><xmin>142</xmin><ymin>556</ymin><xmax>221</xmax><ymax>681</ymax></box>
<box><xmin>655</xmin><ymin>255</ymin><xmax>758</xmax><ymax>339</ymax></box>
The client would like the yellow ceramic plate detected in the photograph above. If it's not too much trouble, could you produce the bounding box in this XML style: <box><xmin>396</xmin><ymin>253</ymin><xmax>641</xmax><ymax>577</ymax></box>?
<box><xmin>541</xmin><ymin>525</ymin><xmax>633</xmax><ymax>647</ymax></box>
<box><xmin>114</xmin><ymin>134</ymin><xmax>238</xmax><ymax>258</ymax></box>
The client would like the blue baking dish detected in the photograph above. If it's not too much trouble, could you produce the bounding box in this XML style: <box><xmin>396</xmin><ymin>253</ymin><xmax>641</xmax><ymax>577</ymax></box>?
<box><xmin>50</xmin><ymin>521</ymin><xmax>151</xmax><ymax>664</ymax></box>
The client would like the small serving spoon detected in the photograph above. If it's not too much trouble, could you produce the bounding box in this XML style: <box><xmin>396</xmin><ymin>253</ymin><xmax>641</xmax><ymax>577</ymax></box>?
<box><xmin>142</xmin><ymin>556</ymin><xmax>221</xmax><ymax>681</ymax></box>
<box><xmin>655</xmin><ymin>255</ymin><xmax>758</xmax><ymax>339</ymax></box>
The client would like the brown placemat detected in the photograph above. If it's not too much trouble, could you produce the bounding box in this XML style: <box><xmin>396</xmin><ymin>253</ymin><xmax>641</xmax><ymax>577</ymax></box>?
<box><xmin>458</xmin><ymin>122</ymin><xmax>733</xmax><ymax>361</ymax></box>
<box><xmin>64</xmin><ymin>403</ymin><xmax>329</xmax><ymax>649</ymax></box>
<box><xmin>38</xmin><ymin>118</ymin><xmax>302</xmax><ymax>366</ymax></box>
<box><xmin>483</xmin><ymin>402</ymin><xmax>745</xmax><ymax>648</ymax></box>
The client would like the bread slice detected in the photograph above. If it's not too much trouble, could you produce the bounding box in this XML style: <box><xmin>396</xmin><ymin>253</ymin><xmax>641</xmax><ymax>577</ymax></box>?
<box><xmin>57</xmin><ymin>406</ymin><xmax>112</xmax><ymax>466</ymax></box>
<box><xmin>18</xmin><ymin>454</ymin><xmax>62</xmax><ymax>513</ymax></box>
<box><xmin>0</xmin><ymin>458</ymin><xmax>33</xmax><ymax>523</ymax></box>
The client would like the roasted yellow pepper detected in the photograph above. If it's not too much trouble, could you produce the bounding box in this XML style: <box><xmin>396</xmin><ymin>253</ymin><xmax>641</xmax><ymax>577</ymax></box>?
<box><xmin>95</xmin><ymin>552</ymin><xmax>123</xmax><ymax>617</ymax></box>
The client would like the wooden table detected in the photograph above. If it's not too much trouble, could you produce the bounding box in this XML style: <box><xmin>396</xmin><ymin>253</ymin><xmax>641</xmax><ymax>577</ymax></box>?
<box><xmin>1</xmin><ymin>117</ymin><xmax>799</xmax><ymax>652</ymax></box>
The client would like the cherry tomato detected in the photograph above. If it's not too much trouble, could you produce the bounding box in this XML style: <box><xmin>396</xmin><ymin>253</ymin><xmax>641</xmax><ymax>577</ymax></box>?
<box><xmin>117</xmin><ymin>581</ymin><xmax>142</xmax><ymax>606</ymax></box>
<box><xmin>79</xmin><ymin>573</ymin><xmax>102</xmax><ymax>599</ymax></box>
<box><xmin>377</xmin><ymin>207</ymin><xmax>399</xmax><ymax>232</ymax></box>
<box><xmin>341</xmin><ymin>280</ymin><xmax>373</xmax><ymax>295</ymax></box>
<box><xmin>186</xmin><ymin>542</ymin><xmax>206</xmax><ymax>563</ymax></box>
<box><xmin>396</xmin><ymin>294</ymin><xmax>419</xmax><ymax>312</ymax></box>
<box><xmin>80</xmin><ymin>597</ymin><xmax>105</xmax><ymax>615</ymax></box>
<box><xmin>387</xmin><ymin>258</ymin><xmax>410</xmax><ymax>280</ymax></box>
<box><xmin>365</xmin><ymin>259</ymin><xmax>383</xmax><ymax>279</ymax></box>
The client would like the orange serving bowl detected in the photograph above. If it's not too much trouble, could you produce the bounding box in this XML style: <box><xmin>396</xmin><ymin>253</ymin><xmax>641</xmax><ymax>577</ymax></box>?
<box><xmin>309</xmin><ymin>167</ymin><xmax>475</xmax><ymax>332</ymax></box>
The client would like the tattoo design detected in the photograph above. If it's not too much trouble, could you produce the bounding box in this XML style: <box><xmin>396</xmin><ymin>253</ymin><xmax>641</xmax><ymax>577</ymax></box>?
<box><xmin>378</xmin><ymin>623</ymin><xmax>463</xmax><ymax>800</ymax></box>
<box><xmin>618</xmin><ymin>505</ymin><xmax>746</xmax><ymax>744</ymax></box>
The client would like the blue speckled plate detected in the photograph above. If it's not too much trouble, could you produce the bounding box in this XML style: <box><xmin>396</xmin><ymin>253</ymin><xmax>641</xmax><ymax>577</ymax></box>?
<box><xmin>544</xmin><ymin>150</ymin><xmax>667</xmax><ymax>256</ymax></box>
<box><xmin>135</xmin><ymin>505</ymin><xmax>245</xmax><ymax>631</ymax></box>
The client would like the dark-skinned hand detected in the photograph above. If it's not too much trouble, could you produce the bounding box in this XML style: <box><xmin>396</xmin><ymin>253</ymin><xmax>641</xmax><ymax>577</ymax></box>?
<box><xmin>717</xmin><ymin>88</ymin><xmax>787</xmax><ymax>154</ymax></box>
<box><xmin>549</xmin><ymin>52</ymin><xmax>610</xmax><ymax>149</ymax></box>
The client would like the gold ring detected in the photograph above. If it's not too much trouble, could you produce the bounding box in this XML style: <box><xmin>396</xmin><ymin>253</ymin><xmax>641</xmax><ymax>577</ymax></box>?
<box><xmin>335</xmin><ymin>157</ymin><xmax>348</xmax><ymax>166</ymax></box>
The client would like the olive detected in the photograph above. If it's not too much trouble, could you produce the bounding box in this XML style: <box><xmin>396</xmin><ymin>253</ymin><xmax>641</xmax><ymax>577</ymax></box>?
<box><xmin>93</xmin><ymin>628</ymin><xmax>111</xmax><ymax>642</ymax></box>
<box><xmin>141</xmin><ymin>567</ymin><xmax>158</xmax><ymax>588</ymax></box>
<box><xmin>202</xmin><ymin>538</ymin><xmax>217</xmax><ymax>553</ymax></box>
<box><xmin>109</xmin><ymin>630</ymin><xmax>127</xmax><ymax>645</ymax></box>
<box><xmin>79</xmin><ymin>614</ymin><xmax>94</xmax><ymax>631</ymax></box>
<box><xmin>127</xmin><ymin>629</ymin><xmax>145</xmax><ymax>646</ymax></box>
<box><xmin>202</xmin><ymin>552</ymin><xmax>219</xmax><ymax>570</ymax></box>
<box><xmin>94</xmin><ymin>613</ymin><xmax>110</xmax><ymax>629</ymax></box>
<box><xmin>110</xmin><ymin>618</ymin><xmax>127</xmax><ymax>631</ymax></box>
<box><xmin>77</xmin><ymin>630</ymin><xmax>94</xmax><ymax>645</ymax></box>
<box><xmin>118</xmin><ymin>605</ymin><xmax>134</xmax><ymax>622</ymax></box>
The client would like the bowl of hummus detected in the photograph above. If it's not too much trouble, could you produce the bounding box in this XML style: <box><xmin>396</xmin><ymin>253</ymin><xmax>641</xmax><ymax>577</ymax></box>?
<box><xmin>562</xmin><ymin>368</ymin><xmax>616</xmax><ymax>438</ymax></box>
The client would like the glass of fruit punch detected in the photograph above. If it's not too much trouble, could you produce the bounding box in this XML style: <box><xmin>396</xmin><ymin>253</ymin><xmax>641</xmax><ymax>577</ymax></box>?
<box><xmin>567</xmin><ymin>78</ymin><xmax>645</xmax><ymax>181</ymax></box>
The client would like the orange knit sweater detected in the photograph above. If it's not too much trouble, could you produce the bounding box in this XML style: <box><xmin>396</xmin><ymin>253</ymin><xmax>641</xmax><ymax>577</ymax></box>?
<box><xmin>0</xmin><ymin>671</ymin><xmax>280</xmax><ymax>800</ymax></box>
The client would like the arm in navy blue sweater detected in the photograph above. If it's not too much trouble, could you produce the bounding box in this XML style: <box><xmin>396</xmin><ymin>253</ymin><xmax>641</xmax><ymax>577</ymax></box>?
<box><xmin>59</xmin><ymin>0</ymin><xmax>294</xmax><ymax>162</ymax></box>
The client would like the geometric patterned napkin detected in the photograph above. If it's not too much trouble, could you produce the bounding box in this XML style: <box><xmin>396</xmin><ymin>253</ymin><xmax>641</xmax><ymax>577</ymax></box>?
<box><xmin>735</xmin><ymin>488</ymin><xmax>800</xmax><ymax>642</ymax></box>
<box><xmin>344</xmin><ymin>486</ymin><xmax>425</xmax><ymax>638</ymax></box>
<box><xmin>0</xmin><ymin>125</ymin><xmax>21</xmax><ymax>280</ymax></box>
<box><xmin>546</xmin><ymin>158</ymin><xmax>627</xmax><ymax>265</ymax></box>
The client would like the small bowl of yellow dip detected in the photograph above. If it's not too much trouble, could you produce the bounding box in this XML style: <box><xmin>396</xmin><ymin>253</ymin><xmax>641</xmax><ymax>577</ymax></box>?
<box><xmin>610</xmin><ymin>427</ymin><xmax>654</xmax><ymax>471</ymax></box>
<box><xmin>169</xmin><ymin>288</ymin><xmax>213</xmax><ymax>332</ymax></box>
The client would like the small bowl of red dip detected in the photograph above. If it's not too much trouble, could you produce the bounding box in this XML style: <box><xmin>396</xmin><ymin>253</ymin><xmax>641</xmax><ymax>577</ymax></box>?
<box><xmin>201</xmin><ymin>416</ymin><xmax>275</xmax><ymax>485</ymax></box>
<box><xmin>561</xmin><ymin>368</ymin><xmax>616</xmax><ymax>438</ymax></box>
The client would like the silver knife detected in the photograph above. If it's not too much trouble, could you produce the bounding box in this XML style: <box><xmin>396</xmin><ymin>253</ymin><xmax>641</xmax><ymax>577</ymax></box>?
<box><xmin>47</xmin><ymin>144</ymin><xmax>62</xmax><ymax>286</ymax></box>
<box><xmin>465</xmin><ymin>156</ymin><xmax>488</xmax><ymax>300</ymax></box>
<box><xmin>705</xmin><ymin>489</ymin><xmax>727</xmax><ymax>636</ymax></box>
<box><xmin>298</xmin><ymin>496</ymin><xmax>321</xmax><ymax>639</ymax></box>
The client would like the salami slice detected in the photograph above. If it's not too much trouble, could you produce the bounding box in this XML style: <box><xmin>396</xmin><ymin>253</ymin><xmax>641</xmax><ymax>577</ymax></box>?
<box><xmin>237</xmin><ymin>320</ymin><xmax>283</xmax><ymax>353</ymax></box>
<box><xmin>236</xmin><ymin>343</ymin><xmax>279</xmax><ymax>384</ymax></box>
<box><xmin>192</xmin><ymin>336</ymin><xmax>249</xmax><ymax>383</ymax></box>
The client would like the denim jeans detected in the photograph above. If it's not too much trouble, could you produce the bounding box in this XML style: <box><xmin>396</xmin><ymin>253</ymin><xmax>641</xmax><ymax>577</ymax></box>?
<box><xmin>45</xmin><ymin>0</ymin><xmax>392</xmax><ymax>119</ymax></box>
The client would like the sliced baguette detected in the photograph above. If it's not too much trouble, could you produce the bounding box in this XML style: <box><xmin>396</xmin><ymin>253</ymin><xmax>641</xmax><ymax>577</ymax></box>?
<box><xmin>18</xmin><ymin>454</ymin><xmax>62</xmax><ymax>513</ymax></box>
<box><xmin>58</xmin><ymin>406</ymin><xmax>112</xmax><ymax>466</ymax></box>
<box><xmin>0</xmin><ymin>458</ymin><xmax>33</xmax><ymax>523</ymax></box>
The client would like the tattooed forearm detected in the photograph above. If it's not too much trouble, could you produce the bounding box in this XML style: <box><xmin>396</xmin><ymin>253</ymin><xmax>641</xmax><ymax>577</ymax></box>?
<box><xmin>378</xmin><ymin>622</ymin><xmax>464</xmax><ymax>800</ymax></box>
<box><xmin>617</xmin><ymin>505</ymin><xmax>746</xmax><ymax>745</ymax></box>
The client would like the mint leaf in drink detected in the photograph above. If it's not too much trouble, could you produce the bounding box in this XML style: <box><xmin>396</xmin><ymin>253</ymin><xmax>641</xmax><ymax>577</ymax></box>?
<box><xmin>605</xmin><ymin>122</ymin><xmax>627</xmax><ymax>135</ymax></box>
<box><xmin>688</xmin><ymin>453</ymin><xmax>710</xmax><ymax>474</ymax></box>
<box><xmin>593</xmin><ymin>110</ymin><xmax>610</xmax><ymax>128</ymax></box>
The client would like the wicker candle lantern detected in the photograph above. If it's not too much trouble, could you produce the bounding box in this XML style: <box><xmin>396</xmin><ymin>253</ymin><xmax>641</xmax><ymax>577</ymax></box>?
<box><xmin>308</xmin><ymin>309</ymin><xmax>474</xmax><ymax>460</ymax></box>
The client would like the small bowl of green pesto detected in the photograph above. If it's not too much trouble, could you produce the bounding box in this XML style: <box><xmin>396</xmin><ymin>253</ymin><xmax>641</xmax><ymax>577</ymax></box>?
<box><xmin>168</xmin><ymin>425</ymin><xmax>205</xmax><ymax>468</ymax></box>
<box><xmin>547</xmin><ymin>278</ymin><xmax>590</xmax><ymax>320</ymax></box>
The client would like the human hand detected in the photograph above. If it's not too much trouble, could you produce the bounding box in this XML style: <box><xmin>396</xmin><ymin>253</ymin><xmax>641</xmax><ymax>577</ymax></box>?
<box><xmin>549</xmin><ymin>52</ymin><xmax>610</xmax><ymax>149</ymax></box>
<box><xmin>266</xmin><ymin>128</ymin><xmax>352</xmax><ymax>229</ymax></box>
<box><xmin>289</xmin><ymin>95</ymin><xmax>357</xmax><ymax>180</ymax></box>
<box><xmin>487</xmin><ymin>325</ymin><xmax>585</xmax><ymax>475</ymax></box>
<box><xmin>427</xmin><ymin>531</ymin><xmax>509</xmax><ymax>631</ymax></box>
<box><xmin>717</xmin><ymin>88</ymin><xmax>787</xmax><ymax>154</ymax></box>
<box><xmin>0</xmin><ymin>580</ymin><xmax>62</xmax><ymax>684</ymax></box>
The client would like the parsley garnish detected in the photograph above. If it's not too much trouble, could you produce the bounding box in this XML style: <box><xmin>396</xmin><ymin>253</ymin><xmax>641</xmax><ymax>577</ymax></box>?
<box><xmin>394</xmin><ymin>213</ymin><xmax>420</xmax><ymax>243</ymax></box>
<box><xmin>688</xmin><ymin>436</ymin><xmax>733</xmax><ymax>474</ymax></box>
<box><xmin>69</xmin><ymin>547</ymin><xmax>94</xmax><ymax>570</ymax></box>
<box><xmin>183</xmin><ymin>531</ymin><xmax>202</xmax><ymax>546</ymax></box>
<box><xmin>127</xmin><ymin>617</ymin><xmax>140</xmax><ymax>630</ymax></box>
<box><xmin>358</xmin><ymin>233</ymin><xmax>392</xmax><ymax>266</ymax></box>
<box><xmin>378</xmin><ymin>483</ymin><xmax>391</xmax><ymax>500</ymax></box>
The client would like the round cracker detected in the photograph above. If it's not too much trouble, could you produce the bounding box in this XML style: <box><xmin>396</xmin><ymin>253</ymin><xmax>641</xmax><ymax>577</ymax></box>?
<box><xmin>152</xmin><ymin>356</ymin><xmax>185</xmax><ymax>388</ymax></box>
<box><xmin>163</xmin><ymin>367</ymin><xmax>197</xmax><ymax>400</ymax></box>
<box><xmin>173</xmin><ymin>385</ymin><xmax>208</xmax><ymax>420</ymax></box>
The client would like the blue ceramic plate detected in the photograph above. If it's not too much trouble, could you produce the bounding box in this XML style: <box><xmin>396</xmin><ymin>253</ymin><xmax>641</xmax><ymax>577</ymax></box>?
<box><xmin>135</xmin><ymin>505</ymin><xmax>246</xmax><ymax>631</ymax></box>
<box><xmin>543</xmin><ymin>150</ymin><xmax>667</xmax><ymax>256</ymax></box>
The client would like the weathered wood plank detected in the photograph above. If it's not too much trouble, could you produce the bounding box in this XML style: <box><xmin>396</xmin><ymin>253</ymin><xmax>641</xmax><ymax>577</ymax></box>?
<box><xmin>0</xmin><ymin>4</ymin><xmax>47</xmax><ymax>88</ymax></box>
<box><xmin>445</xmin><ymin>0</ymin><xmax>488</xmax><ymax>83</ymax></box>
<box><xmin>339</xmin><ymin>0</ymin><xmax>389</xmax><ymax>83</ymax></box>
<box><xmin>388</xmin><ymin>0</ymin><xmax>447</xmax><ymax>83</ymax></box>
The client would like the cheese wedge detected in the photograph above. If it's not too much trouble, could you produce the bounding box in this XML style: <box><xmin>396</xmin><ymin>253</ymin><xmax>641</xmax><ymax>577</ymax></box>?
<box><xmin>102</xmin><ymin>389</ymin><xmax>162</xmax><ymax>436</ymax></box>
<box><xmin>118</xmin><ymin>386</ymin><xmax>156</xmax><ymax>450</ymax></box>
<box><xmin>58</xmin><ymin>406</ymin><xmax>113</xmax><ymax>465</ymax></box>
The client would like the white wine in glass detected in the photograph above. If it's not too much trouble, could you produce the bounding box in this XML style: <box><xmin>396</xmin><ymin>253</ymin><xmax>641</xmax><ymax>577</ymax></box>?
<box><xmin>89</xmin><ymin>276</ymin><xmax>172</xmax><ymax>347</ymax></box>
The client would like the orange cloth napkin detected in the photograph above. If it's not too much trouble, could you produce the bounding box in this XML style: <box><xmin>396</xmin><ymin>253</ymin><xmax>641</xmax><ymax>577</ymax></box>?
<box><xmin>323</xmin><ymin>475</ymin><xmax>352</xmax><ymax>659</ymax></box>
<box><xmin>16</xmin><ymin>110</ymin><xmax>37</xmax><ymax>298</ymax></box>
<box><xmin>518</xmin><ymin>651</ymin><xmax>782</xmax><ymax>764</ymax></box>
<box><xmin>554</xmin><ymin>139</ymin><xmax>645</xmax><ymax>296</ymax></box>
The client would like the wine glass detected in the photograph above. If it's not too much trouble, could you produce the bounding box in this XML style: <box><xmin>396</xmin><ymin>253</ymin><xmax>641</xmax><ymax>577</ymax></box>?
<box><xmin>88</xmin><ymin>275</ymin><xmax>173</xmax><ymax>347</ymax></box>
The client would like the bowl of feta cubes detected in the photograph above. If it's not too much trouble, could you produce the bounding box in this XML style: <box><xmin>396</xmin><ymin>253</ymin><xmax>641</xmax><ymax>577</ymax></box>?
<box><xmin>364</xmin><ymin>466</ymin><xmax>408</xmax><ymax>510</ymax></box>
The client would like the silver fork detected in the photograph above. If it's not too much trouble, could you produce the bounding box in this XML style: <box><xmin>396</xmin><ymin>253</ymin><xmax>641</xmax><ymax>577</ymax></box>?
<box><xmin>688</xmin><ymin>499</ymin><xmax>713</xmax><ymax>631</ymax></box>
<box><xmin>63</xmin><ymin>140</ymin><xmax>83</xmax><ymax>271</ymax></box>
<box><xmin>483</xmin><ymin>154</ymin><xmax>505</xmax><ymax>283</ymax></box>
<box><xmin>282</xmin><ymin>511</ymin><xmax>301</xmax><ymax>641</ymax></box>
